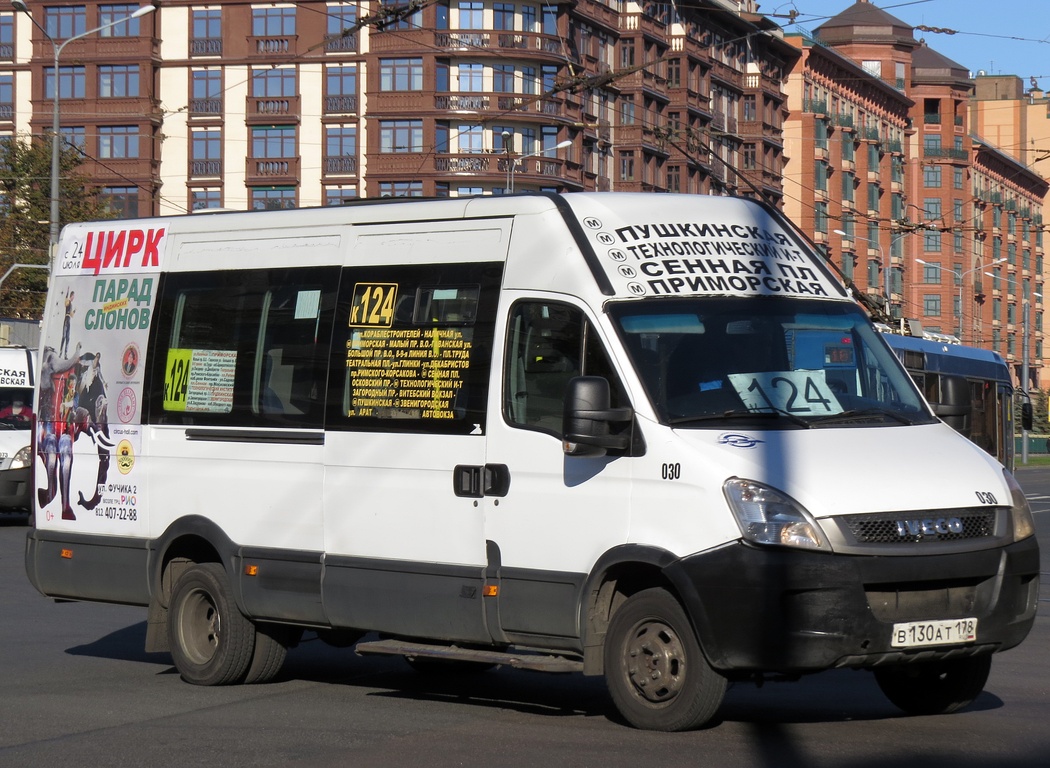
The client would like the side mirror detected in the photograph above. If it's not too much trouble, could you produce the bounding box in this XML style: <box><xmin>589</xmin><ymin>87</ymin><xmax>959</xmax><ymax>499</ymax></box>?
<box><xmin>929</xmin><ymin>374</ymin><xmax>971</xmax><ymax>435</ymax></box>
<box><xmin>1021</xmin><ymin>401</ymin><xmax>1034</xmax><ymax>432</ymax></box>
<box><xmin>562</xmin><ymin>376</ymin><xmax>633</xmax><ymax>457</ymax></box>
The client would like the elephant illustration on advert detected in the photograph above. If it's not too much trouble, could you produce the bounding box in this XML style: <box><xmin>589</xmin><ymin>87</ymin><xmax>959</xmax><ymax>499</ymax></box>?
<box><xmin>37</xmin><ymin>347</ymin><xmax>114</xmax><ymax>520</ymax></box>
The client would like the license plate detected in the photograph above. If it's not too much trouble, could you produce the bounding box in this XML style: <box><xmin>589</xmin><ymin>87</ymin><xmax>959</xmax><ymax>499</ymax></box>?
<box><xmin>891</xmin><ymin>618</ymin><xmax>977</xmax><ymax>648</ymax></box>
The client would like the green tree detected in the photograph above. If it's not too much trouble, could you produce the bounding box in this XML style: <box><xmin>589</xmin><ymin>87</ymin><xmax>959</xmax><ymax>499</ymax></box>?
<box><xmin>0</xmin><ymin>136</ymin><xmax>111</xmax><ymax>319</ymax></box>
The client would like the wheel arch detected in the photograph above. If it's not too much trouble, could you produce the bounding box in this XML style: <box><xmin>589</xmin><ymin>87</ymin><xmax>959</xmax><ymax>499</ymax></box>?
<box><xmin>578</xmin><ymin>544</ymin><xmax>683</xmax><ymax>675</ymax></box>
<box><xmin>144</xmin><ymin>516</ymin><xmax>240</xmax><ymax>653</ymax></box>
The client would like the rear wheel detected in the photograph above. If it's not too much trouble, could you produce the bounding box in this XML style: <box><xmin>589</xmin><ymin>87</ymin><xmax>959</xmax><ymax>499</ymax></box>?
<box><xmin>874</xmin><ymin>655</ymin><xmax>992</xmax><ymax>715</ymax></box>
<box><xmin>243</xmin><ymin>623</ymin><xmax>300</xmax><ymax>684</ymax></box>
<box><xmin>168</xmin><ymin>563</ymin><xmax>255</xmax><ymax>686</ymax></box>
<box><xmin>604</xmin><ymin>588</ymin><xmax>726</xmax><ymax>731</ymax></box>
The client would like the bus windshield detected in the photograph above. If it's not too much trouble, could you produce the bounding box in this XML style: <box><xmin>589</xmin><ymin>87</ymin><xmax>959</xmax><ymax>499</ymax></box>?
<box><xmin>611</xmin><ymin>296</ymin><xmax>937</xmax><ymax>429</ymax></box>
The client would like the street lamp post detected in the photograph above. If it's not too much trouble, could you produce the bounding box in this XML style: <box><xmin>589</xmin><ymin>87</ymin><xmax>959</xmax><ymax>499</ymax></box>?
<box><xmin>915</xmin><ymin>257</ymin><xmax>1007</xmax><ymax>342</ymax></box>
<box><xmin>509</xmin><ymin>139</ymin><xmax>572</xmax><ymax>193</ymax></box>
<box><xmin>11</xmin><ymin>1</ymin><xmax>156</xmax><ymax>269</ymax></box>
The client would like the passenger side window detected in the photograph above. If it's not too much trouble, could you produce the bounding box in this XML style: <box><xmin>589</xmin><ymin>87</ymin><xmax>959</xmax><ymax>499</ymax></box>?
<box><xmin>504</xmin><ymin>301</ymin><xmax>626</xmax><ymax>433</ymax></box>
<box><xmin>148</xmin><ymin>267</ymin><xmax>338</xmax><ymax>427</ymax></box>
<box><xmin>328</xmin><ymin>262</ymin><xmax>502</xmax><ymax>435</ymax></box>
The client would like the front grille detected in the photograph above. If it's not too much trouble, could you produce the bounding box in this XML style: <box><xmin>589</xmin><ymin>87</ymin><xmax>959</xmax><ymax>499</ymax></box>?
<box><xmin>844</xmin><ymin>508</ymin><xmax>996</xmax><ymax>544</ymax></box>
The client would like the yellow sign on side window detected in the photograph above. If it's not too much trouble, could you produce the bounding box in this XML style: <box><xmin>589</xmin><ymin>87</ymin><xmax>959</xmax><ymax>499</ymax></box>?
<box><xmin>164</xmin><ymin>348</ymin><xmax>193</xmax><ymax>411</ymax></box>
<box><xmin>348</xmin><ymin>283</ymin><xmax>397</xmax><ymax>327</ymax></box>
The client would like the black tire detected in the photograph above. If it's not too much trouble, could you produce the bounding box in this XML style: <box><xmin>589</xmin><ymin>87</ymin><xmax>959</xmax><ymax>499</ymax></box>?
<box><xmin>168</xmin><ymin>563</ymin><xmax>255</xmax><ymax>686</ymax></box>
<box><xmin>604</xmin><ymin>588</ymin><xmax>726</xmax><ymax>731</ymax></box>
<box><xmin>243</xmin><ymin>623</ymin><xmax>300</xmax><ymax>684</ymax></box>
<box><xmin>874</xmin><ymin>655</ymin><xmax>992</xmax><ymax>715</ymax></box>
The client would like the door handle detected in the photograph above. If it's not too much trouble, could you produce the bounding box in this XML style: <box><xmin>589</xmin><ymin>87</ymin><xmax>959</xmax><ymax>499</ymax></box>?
<box><xmin>453</xmin><ymin>464</ymin><xmax>511</xmax><ymax>498</ymax></box>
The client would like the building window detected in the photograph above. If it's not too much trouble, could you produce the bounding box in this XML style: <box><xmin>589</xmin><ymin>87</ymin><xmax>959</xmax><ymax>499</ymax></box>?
<box><xmin>191</xmin><ymin>9</ymin><xmax>222</xmax><ymax>55</ymax></box>
<box><xmin>252</xmin><ymin>126</ymin><xmax>295</xmax><ymax>158</ymax></box>
<box><xmin>100</xmin><ymin>186</ymin><xmax>138</xmax><ymax>218</ymax></box>
<box><xmin>954</xmin><ymin>167</ymin><xmax>964</xmax><ymax>189</ymax></box>
<box><xmin>99</xmin><ymin>5</ymin><xmax>143</xmax><ymax>37</ymax></box>
<box><xmin>379</xmin><ymin>120</ymin><xmax>423</xmax><ymax>153</ymax></box>
<box><xmin>457</xmin><ymin>63</ymin><xmax>483</xmax><ymax>92</ymax></box>
<box><xmin>324</xmin><ymin>126</ymin><xmax>357</xmax><ymax>174</ymax></box>
<box><xmin>378</xmin><ymin>181</ymin><xmax>423</xmax><ymax>197</ymax></box>
<box><xmin>325</xmin><ymin>65</ymin><xmax>357</xmax><ymax>112</ymax></box>
<box><xmin>619</xmin><ymin>151</ymin><xmax>634</xmax><ymax>181</ymax></box>
<box><xmin>493</xmin><ymin>3</ymin><xmax>515</xmax><ymax>31</ymax></box>
<box><xmin>326</xmin><ymin>3</ymin><xmax>357</xmax><ymax>50</ymax></box>
<box><xmin>250</xmin><ymin>187</ymin><xmax>296</xmax><ymax>210</ymax></box>
<box><xmin>45</xmin><ymin>5</ymin><xmax>86</xmax><ymax>38</ymax></box>
<box><xmin>742</xmin><ymin>94</ymin><xmax>756</xmax><ymax>121</ymax></box>
<box><xmin>667</xmin><ymin>165</ymin><xmax>680</xmax><ymax>193</ymax></box>
<box><xmin>521</xmin><ymin>5</ymin><xmax>536</xmax><ymax>32</ymax></box>
<box><xmin>620</xmin><ymin>94</ymin><xmax>635</xmax><ymax>125</ymax></box>
<box><xmin>862</xmin><ymin>60</ymin><xmax>881</xmax><ymax>77</ymax></box>
<box><xmin>380</xmin><ymin>58</ymin><xmax>423</xmax><ymax>91</ymax></box>
<box><xmin>99</xmin><ymin>65</ymin><xmax>139</xmax><ymax>98</ymax></box>
<box><xmin>45</xmin><ymin>66</ymin><xmax>85</xmax><ymax>99</ymax></box>
<box><xmin>191</xmin><ymin>188</ymin><xmax>221</xmax><ymax>210</ymax></box>
<box><xmin>98</xmin><ymin>125</ymin><xmax>139</xmax><ymax>158</ymax></box>
<box><xmin>814</xmin><ymin>202</ymin><xmax>828</xmax><ymax>234</ymax></box>
<box><xmin>742</xmin><ymin>144</ymin><xmax>756</xmax><ymax>170</ymax></box>
<box><xmin>621</xmin><ymin>38</ymin><xmax>635</xmax><ymax>68</ymax></box>
<box><xmin>0</xmin><ymin>15</ymin><xmax>12</xmax><ymax>59</ymax></box>
<box><xmin>667</xmin><ymin>58</ymin><xmax>681</xmax><ymax>88</ymax></box>
<box><xmin>324</xmin><ymin>186</ymin><xmax>357</xmax><ymax>206</ymax></box>
<box><xmin>493</xmin><ymin>64</ymin><xmax>515</xmax><ymax>93</ymax></box>
<box><xmin>252</xmin><ymin>68</ymin><xmax>296</xmax><ymax>97</ymax></box>
<box><xmin>456</xmin><ymin>186</ymin><xmax>483</xmax><ymax>196</ymax></box>
<box><xmin>458</xmin><ymin>124</ymin><xmax>482</xmax><ymax>153</ymax></box>
<box><xmin>191</xmin><ymin>69</ymin><xmax>222</xmax><ymax>114</ymax></box>
<box><xmin>0</xmin><ymin>74</ymin><xmax>11</xmax><ymax>119</ymax></box>
<box><xmin>458</xmin><ymin>1</ymin><xmax>484</xmax><ymax>29</ymax></box>
<box><xmin>922</xmin><ymin>261</ymin><xmax>941</xmax><ymax>283</ymax></box>
<box><xmin>190</xmin><ymin>129</ymin><xmax>221</xmax><ymax>176</ymax></box>
<box><xmin>252</xmin><ymin>7</ymin><xmax>295</xmax><ymax>36</ymax></box>
<box><xmin>923</xmin><ymin>294</ymin><xmax>941</xmax><ymax>316</ymax></box>
<box><xmin>923</xmin><ymin>165</ymin><xmax>941</xmax><ymax>188</ymax></box>
<box><xmin>59</xmin><ymin>126</ymin><xmax>86</xmax><ymax>150</ymax></box>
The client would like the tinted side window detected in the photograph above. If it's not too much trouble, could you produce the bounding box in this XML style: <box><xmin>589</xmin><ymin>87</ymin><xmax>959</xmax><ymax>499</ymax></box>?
<box><xmin>504</xmin><ymin>300</ymin><xmax>627</xmax><ymax>434</ymax></box>
<box><xmin>327</xmin><ymin>262</ymin><xmax>502</xmax><ymax>434</ymax></box>
<box><xmin>147</xmin><ymin>267</ymin><xmax>338</xmax><ymax>427</ymax></box>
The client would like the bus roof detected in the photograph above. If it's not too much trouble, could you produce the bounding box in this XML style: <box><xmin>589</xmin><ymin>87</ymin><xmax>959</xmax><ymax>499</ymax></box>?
<box><xmin>882</xmin><ymin>334</ymin><xmax>1011</xmax><ymax>383</ymax></box>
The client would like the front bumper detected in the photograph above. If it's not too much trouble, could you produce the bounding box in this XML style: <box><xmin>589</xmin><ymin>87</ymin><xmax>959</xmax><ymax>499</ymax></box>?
<box><xmin>665</xmin><ymin>536</ymin><xmax>1040</xmax><ymax>674</ymax></box>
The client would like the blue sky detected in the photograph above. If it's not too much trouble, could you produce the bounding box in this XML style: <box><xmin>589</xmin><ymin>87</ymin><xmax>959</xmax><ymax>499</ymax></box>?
<box><xmin>775</xmin><ymin>0</ymin><xmax>1050</xmax><ymax>87</ymax></box>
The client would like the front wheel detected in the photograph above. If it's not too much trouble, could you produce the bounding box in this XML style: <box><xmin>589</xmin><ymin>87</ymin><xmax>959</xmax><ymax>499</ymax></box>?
<box><xmin>874</xmin><ymin>655</ymin><xmax>992</xmax><ymax>715</ymax></box>
<box><xmin>604</xmin><ymin>588</ymin><xmax>726</xmax><ymax>731</ymax></box>
<box><xmin>168</xmin><ymin>562</ymin><xmax>255</xmax><ymax>686</ymax></box>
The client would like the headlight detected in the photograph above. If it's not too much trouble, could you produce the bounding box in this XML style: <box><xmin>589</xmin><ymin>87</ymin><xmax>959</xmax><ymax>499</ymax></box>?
<box><xmin>10</xmin><ymin>446</ymin><xmax>31</xmax><ymax>470</ymax></box>
<box><xmin>723</xmin><ymin>478</ymin><xmax>828</xmax><ymax>550</ymax></box>
<box><xmin>1004</xmin><ymin>469</ymin><xmax>1035</xmax><ymax>541</ymax></box>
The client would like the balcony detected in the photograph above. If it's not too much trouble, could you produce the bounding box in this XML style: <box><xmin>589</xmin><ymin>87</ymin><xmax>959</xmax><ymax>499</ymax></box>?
<box><xmin>189</xmin><ymin>159</ymin><xmax>222</xmax><ymax>179</ymax></box>
<box><xmin>189</xmin><ymin>98</ymin><xmax>223</xmax><ymax>118</ymax></box>
<box><xmin>246</xmin><ymin>95</ymin><xmax>301</xmax><ymax>123</ymax></box>
<box><xmin>924</xmin><ymin>147</ymin><xmax>968</xmax><ymax>161</ymax></box>
<box><xmin>248</xmin><ymin>35</ymin><xmax>297</xmax><ymax>56</ymax></box>
<box><xmin>246</xmin><ymin>156</ymin><xmax>300</xmax><ymax>184</ymax></box>
<box><xmin>324</xmin><ymin>94</ymin><xmax>358</xmax><ymax>114</ymax></box>
<box><xmin>324</xmin><ymin>34</ymin><xmax>357</xmax><ymax>54</ymax></box>
<box><xmin>324</xmin><ymin>156</ymin><xmax>358</xmax><ymax>176</ymax></box>
<box><xmin>190</xmin><ymin>38</ymin><xmax>222</xmax><ymax>56</ymax></box>
<box><xmin>436</xmin><ymin>154</ymin><xmax>492</xmax><ymax>173</ymax></box>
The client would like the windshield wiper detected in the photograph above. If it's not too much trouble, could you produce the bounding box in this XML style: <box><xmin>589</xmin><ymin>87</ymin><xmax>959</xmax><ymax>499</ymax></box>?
<box><xmin>809</xmin><ymin>408</ymin><xmax>916</xmax><ymax>426</ymax></box>
<box><xmin>669</xmin><ymin>408</ymin><xmax>812</xmax><ymax>428</ymax></box>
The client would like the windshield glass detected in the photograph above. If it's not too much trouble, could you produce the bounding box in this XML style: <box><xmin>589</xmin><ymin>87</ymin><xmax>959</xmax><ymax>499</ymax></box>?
<box><xmin>610</xmin><ymin>297</ymin><xmax>936</xmax><ymax>428</ymax></box>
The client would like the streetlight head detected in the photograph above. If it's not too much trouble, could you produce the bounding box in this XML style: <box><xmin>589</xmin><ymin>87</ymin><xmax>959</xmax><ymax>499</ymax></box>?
<box><xmin>131</xmin><ymin>4</ymin><xmax>156</xmax><ymax>18</ymax></box>
<box><xmin>832</xmin><ymin>229</ymin><xmax>846</xmax><ymax>236</ymax></box>
<box><xmin>915</xmin><ymin>258</ymin><xmax>927</xmax><ymax>265</ymax></box>
<box><xmin>11</xmin><ymin>0</ymin><xmax>29</xmax><ymax>13</ymax></box>
<box><xmin>991</xmin><ymin>257</ymin><xmax>1007</xmax><ymax>265</ymax></box>
<box><xmin>554</xmin><ymin>140</ymin><xmax>572</xmax><ymax>150</ymax></box>
<box><xmin>501</xmin><ymin>130</ymin><xmax>510</xmax><ymax>138</ymax></box>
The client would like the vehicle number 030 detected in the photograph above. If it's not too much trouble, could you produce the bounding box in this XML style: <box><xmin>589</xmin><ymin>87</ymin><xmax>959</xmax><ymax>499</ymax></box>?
<box><xmin>661</xmin><ymin>463</ymin><xmax>681</xmax><ymax>480</ymax></box>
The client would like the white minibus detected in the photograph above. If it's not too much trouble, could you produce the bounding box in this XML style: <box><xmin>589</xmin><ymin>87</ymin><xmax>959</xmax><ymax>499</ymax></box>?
<box><xmin>26</xmin><ymin>193</ymin><xmax>1038</xmax><ymax>731</ymax></box>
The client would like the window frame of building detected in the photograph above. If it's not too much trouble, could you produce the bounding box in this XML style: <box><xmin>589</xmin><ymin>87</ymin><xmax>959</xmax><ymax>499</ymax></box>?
<box><xmin>324</xmin><ymin>125</ymin><xmax>358</xmax><ymax>173</ymax></box>
<box><xmin>190</xmin><ymin>188</ymin><xmax>222</xmax><ymax>210</ymax></box>
<box><xmin>457</xmin><ymin>62</ymin><xmax>483</xmax><ymax>93</ymax></box>
<box><xmin>493</xmin><ymin>64</ymin><xmax>515</xmax><ymax>93</ymax></box>
<box><xmin>493</xmin><ymin>2</ymin><xmax>515</xmax><ymax>30</ymax></box>
<box><xmin>250</xmin><ymin>186</ymin><xmax>297</xmax><ymax>210</ymax></box>
<box><xmin>251</xmin><ymin>67</ymin><xmax>296</xmax><ymax>97</ymax></box>
<box><xmin>191</xmin><ymin>69</ymin><xmax>222</xmax><ymax>114</ymax></box>
<box><xmin>379</xmin><ymin>120</ymin><xmax>424</xmax><ymax>153</ymax></box>
<box><xmin>378</xmin><ymin>180</ymin><xmax>423</xmax><ymax>197</ymax></box>
<box><xmin>100</xmin><ymin>186</ymin><xmax>138</xmax><ymax>218</ymax></box>
<box><xmin>923</xmin><ymin>164</ymin><xmax>941</xmax><ymax>188</ymax></box>
<box><xmin>251</xmin><ymin>126</ymin><xmax>296</xmax><ymax>159</ymax></box>
<box><xmin>45</xmin><ymin>5</ymin><xmax>86</xmax><ymax>38</ymax></box>
<box><xmin>99</xmin><ymin>4</ymin><xmax>142</xmax><ymax>37</ymax></box>
<box><xmin>922</xmin><ymin>261</ymin><xmax>942</xmax><ymax>284</ymax></box>
<box><xmin>324</xmin><ymin>64</ymin><xmax>357</xmax><ymax>113</ymax></box>
<box><xmin>458</xmin><ymin>124</ymin><xmax>483</xmax><ymax>154</ymax></box>
<box><xmin>379</xmin><ymin>58</ymin><xmax>424</xmax><ymax>92</ymax></box>
<box><xmin>191</xmin><ymin>8</ymin><xmax>222</xmax><ymax>54</ymax></box>
<box><xmin>923</xmin><ymin>294</ymin><xmax>942</xmax><ymax>316</ymax></box>
<box><xmin>252</xmin><ymin>7</ymin><xmax>296</xmax><ymax>36</ymax></box>
<box><xmin>98</xmin><ymin>64</ymin><xmax>139</xmax><ymax>98</ymax></box>
<box><xmin>45</xmin><ymin>66</ymin><xmax>85</xmax><ymax>99</ymax></box>
<box><xmin>98</xmin><ymin>125</ymin><xmax>139</xmax><ymax>159</ymax></box>
<box><xmin>324</xmin><ymin>185</ymin><xmax>357</xmax><ymax>206</ymax></box>
<box><xmin>190</xmin><ymin>128</ymin><xmax>222</xmax><ymax>176</ymax></box>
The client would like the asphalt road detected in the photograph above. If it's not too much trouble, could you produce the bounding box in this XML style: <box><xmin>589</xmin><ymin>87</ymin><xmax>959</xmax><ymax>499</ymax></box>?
<box><xmin>1</xmin><ymin>471</ymin><xmax>1049</xmax><ymax>768</ymax></box>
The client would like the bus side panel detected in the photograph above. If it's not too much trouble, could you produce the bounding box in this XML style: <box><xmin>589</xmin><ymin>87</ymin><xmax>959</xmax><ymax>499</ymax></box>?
<box><xmin>25</xmin><ymin>530</ymin><xmax>151</xmax><ymax>606</ymax></box>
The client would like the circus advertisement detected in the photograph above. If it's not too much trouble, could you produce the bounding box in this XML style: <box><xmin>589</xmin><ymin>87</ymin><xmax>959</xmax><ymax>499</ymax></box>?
<box><xmin>35</xmin><ymin>223</ymin><xmax>166</xmax><ymax>536</ymax></box>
